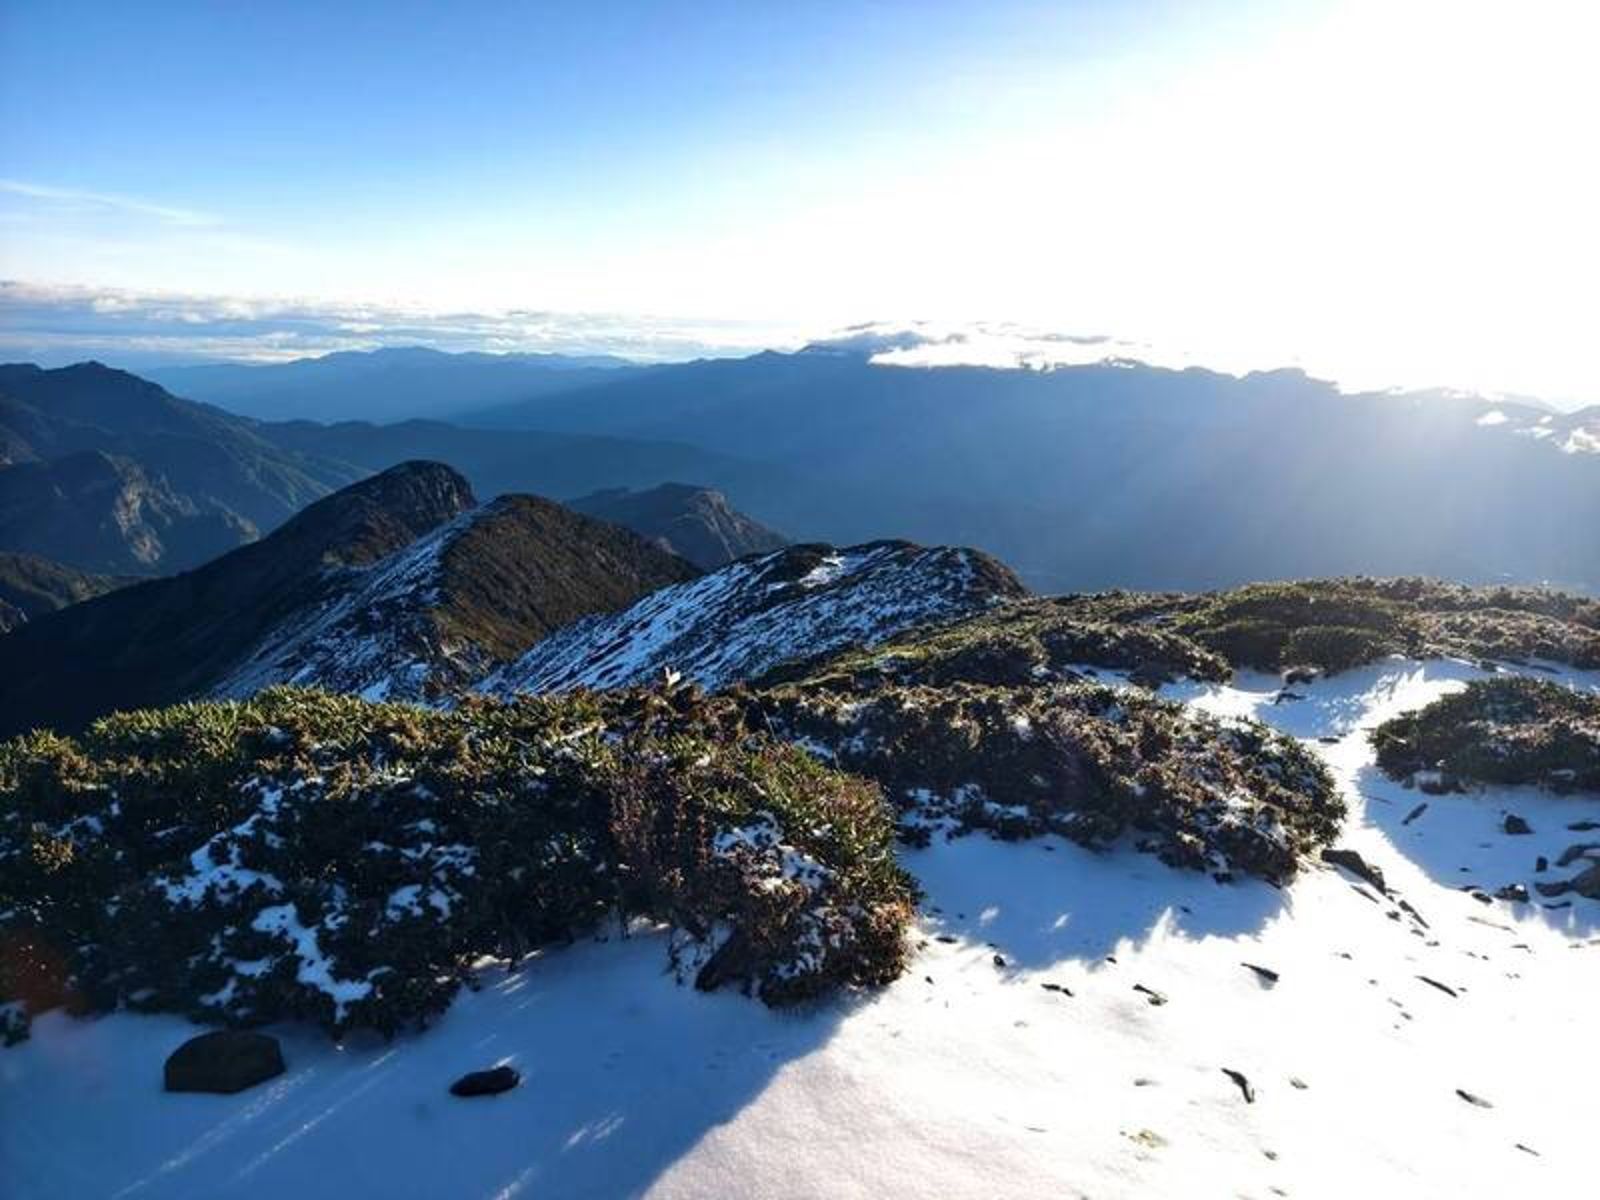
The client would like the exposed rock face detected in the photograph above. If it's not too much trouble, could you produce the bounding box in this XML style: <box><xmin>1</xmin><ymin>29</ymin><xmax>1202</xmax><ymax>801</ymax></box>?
<box><xmin>0</xmin><ymin>451</ymin><xmax>253</xmax><ymax>574</ymax></box>
<box><xmin>480</xmin><ymin>540</ymin><xmax>1027</xmax><ymax>697</ymax></box>
<box><xmin>568</xmin><ymin>482</ymin><xmax>787</xmax><ymax>569</ymax></box>
<box><xmin>163</xmin><ymin>1030</ymin><xmax>285</xmax><ymax>1094</ymax></box>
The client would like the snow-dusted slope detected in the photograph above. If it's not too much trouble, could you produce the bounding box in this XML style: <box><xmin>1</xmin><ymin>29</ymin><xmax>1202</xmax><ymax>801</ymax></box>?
<box><xmin>7</xmin><ymin>658</ymin><xmax>1597</xmax><ymax>1198</ymax></box>
<box><xmin>212</xmin><ymin>510</ymin><xmax>475</xmax><ymax>702</ymax></box>
<box><xmin>480</xmin><ymin>540</ymin><xmax>1026</xmax><ymax>696</ymax></box>
<box><xmin>211</xmin><ymin>493</ymin><xmax>699</xmax><ymax>703</ymax></box>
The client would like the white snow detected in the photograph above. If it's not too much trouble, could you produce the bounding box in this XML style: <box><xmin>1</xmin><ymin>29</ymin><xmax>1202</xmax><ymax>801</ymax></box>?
<box><xmin>5</xmin><ymin>659</ymin><xmax>1598</xmax><ymax>1197</ymax></box>
<box><xmin>249</xmin><ymin>905</ymin><xmax>374</xmax><ymax>1018</ymax></box>
<box><xmin>1475</xmin><ymin>409</ymin><xmax>1509</xmax><ymax>426</ymax></box>
<box><xmin>480</xmin><ymin>542</ymin><xmax>1016</xmax><ymax>696</ymax></box>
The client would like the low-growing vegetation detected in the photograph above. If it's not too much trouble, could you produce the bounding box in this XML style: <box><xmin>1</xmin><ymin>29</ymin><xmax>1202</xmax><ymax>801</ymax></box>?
<box><xmin>739</xmin><ymin>680</ymin><xmax>1340</xmax><ymax>884</ymax></box>
<box><xmin>758</xmin><ymin>598</ymin><xmax>1230</xmax><ymax>690</ymax></box>
<box><xmin>0</xmin><ymin>688</ymin><xmax>914</xmax><ymax>1045</ymax></box>
<box><xmin>1055</xmin><ymin>578</ymin><xmax>1600</xmax><ymax>676</ymax></box>
<box><xmin>1371</xmin><ymin>677</ymin><xmax>1600</xmax><ymax>794</ymax></box>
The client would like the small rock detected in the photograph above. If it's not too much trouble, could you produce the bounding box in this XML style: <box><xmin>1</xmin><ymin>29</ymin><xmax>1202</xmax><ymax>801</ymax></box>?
<box><xmin>164</xmin><ymin>1030</ymin><xmax>285</xmax><ymax>1095</ymax></box>
<box><xmin>1416</xmin><ymin>975</ymin><xmax>1458</xmax><ymax>998</ymax></box>
<box><xmin>1272</xmin><ymin>690</ymin><xmax>1305</xmax><ymax>705</ymax></box>
<box><xmin>1502</xmin><ymin>814</ymin><xmax>1532</xmax><ymax>836</ymax></box>
<box><xmin>992</xmin><ymin>953</ymin><xmax>1007</xmax><ymax>969</ymax></box>
<box><xmin>1535</xmin><ymin>880</ymin><xmax>1572</xmax><ymax>899</ymax></box>
<box><xmin>1317</xmin><ymin>735</ymin><xmax>1341</xmax><ymax>745</ymax></box>
<box><xmin>1468</xmin><ymin>890</ymin><xmax>1492</xmax><ymax>904</ymax></box>
<box><xmin>1321</xmin><ymin>847</ymin><xmax>1387</xmax><ymax>894</ymax></box>
<box><xmin>1133</xmin><ymin>983</ymin><xmax>1167</xmax><ymax>1006</ymax></box>
<box><xmin>1535</xmin><ymin>856</ymin><xmax>1548</xmax><ymax>874</ymax></box>
<box><xmin>1515</xmin><ymin>1142</ymin><xmax>1540</xmax><ymax>1157</ymax></box>
<box><xmin>1494</xmin><ymin>883</ymin><xmax>1529</xmax><ymax>903</ymax></box>
<box><xmin>1241</xmin><ymin>962</ymin><xmax>1279</xmax><ymax>985</ymax></box>
<box><xmin>1040</xmin><ymin>982</ymin><xmax>1073</xmax><ymax>996</ymax></box>
<box><xmin>1222</xmin><ymin>1068</ymin><xmax>1255</xmax><ymax>1103</ymax></box>
<box><xmin>450</xmin><ymin>1065</ymin><xmax>520</xmax><ymax>1098</ymax></box>
<box><xmin>1567</xmin><ymin>820</ymin><xmax>1600</xmax><ymax>832</ymax></box>
<box><xmin>1455</xmin><ymin>1088</ymin><xmax>1492</xmax><ymax>1109</ymax></box>
<box><xmin>1289</xmin><ymin>1076</ymin><xmax>1308</xmax><ymax>1090</ymax></box>
<box><xmin>935</xmin><ymin>934</ymin><xmax>958</xmax><ymax>944</ymax></box>
<box><xmin>1402</xmin><ymin>802</ymin><xmax>1428</xmax><ymax>826</ymax></box>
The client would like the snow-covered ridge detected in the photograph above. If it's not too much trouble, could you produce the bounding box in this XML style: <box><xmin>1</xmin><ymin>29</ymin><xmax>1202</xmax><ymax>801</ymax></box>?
<box><xmin>479</xmin><ymin>540</ymin><xmax>1027</xmax><ymax>697</ymax></box>
<box><xmin>211</xmin><ymin>506</ymin><xmax>482</xmax><ymax>703</ymax></box>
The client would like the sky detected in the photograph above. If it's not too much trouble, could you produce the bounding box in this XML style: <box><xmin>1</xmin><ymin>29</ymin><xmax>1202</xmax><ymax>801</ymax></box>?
<box><xmin>1</xmin><ymin>0</ymin><xmax>1597</xmax><ymax>407</ymax></box>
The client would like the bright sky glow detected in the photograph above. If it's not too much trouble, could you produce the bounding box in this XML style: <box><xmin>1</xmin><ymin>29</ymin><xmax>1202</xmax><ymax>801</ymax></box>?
<box><xmin>1</xmin><ymin>0</ymin><xmax>1597</xmax><ymax>406</ymax></box>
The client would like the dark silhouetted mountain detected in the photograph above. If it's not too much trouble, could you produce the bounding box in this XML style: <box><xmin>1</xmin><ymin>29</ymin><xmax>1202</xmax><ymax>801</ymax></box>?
<box><xmin>0</xmin><ymin>552</ymin><xmax>129</xmax><ymax>633</ymax></box>
<box><xmin>480</xmin><ymin>540</ymin><xmax>1026</xmax><ymax>696</ymax></box>
<box><xmin>0</xmin><ymin>462</ymin><xmax>699</xmax><ymax>735</ymax></box>
<box><xmin>463</xmin><ymin>350</ymin><xmax>1600</xmax><ymax>593</ymax></box>
<box><xmin>149</xmin><ymin>346</ymin><xmax>638</xmax><ymax>423</ymax></box>
<box><xmin>255</xmin><ymin>417</ymin><xmax>779</xmax><ymax>516</ymax></box>
<box><xmin>0</xmin><ymin>362</ymin><xmax>362</xmax><ymax>568</ymax></box>
<box><xmin>0</xmin><ymin>450</ymin><xmax>255</xmax><ymax>573</ymax></box>
<box><xmin>568</xmin><ymin>482</ymin><xmax>787</xmax><ymax>568</ymax></box>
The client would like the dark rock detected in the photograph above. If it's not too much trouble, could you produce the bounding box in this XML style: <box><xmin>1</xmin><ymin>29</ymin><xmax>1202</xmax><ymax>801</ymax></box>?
<box><xmin>450</xmin><ymin>1065</ymin><xmax>521</xmax><ymax>1098</ymax></box>
<box><xmin>1416</xmin><ymin>975</ymin><xmax>1458</xmax><ymax>998</ymax></box>
<box><xmin>1040</xmin><ymin>982</ymin><xmax>1073</xmax><ymax>996</ymax></box>
<box><xmin>1494</xmin><ymin>883</ymin><xmax>1529</xmax><ymax>903</ymax></box>
<box><xmin>992</xmin><ymin>953</ymin><xmax>1007</xmax><ymax>969</ymax></box>
<box><xmin>1321</xmin><ymin>847</ymin><xmax>1387</xmax><ymax>894</ymax></box>
<box><xmin>1241</xmin><ymin>962</ymin><xmax>1279</xmax><ymax>985</ymax></box>
<box><xmin>1222</xmin><ymin>1068</ymin><xmax>1255</xmax><ymax>1103</ymax></box>
<box><xmin>1568</xmin><ymin>820</ymin><xmax>1600</xmax><ymax>832</ymax></box>
<box><xmin>1502</xmin><ymin>814</ymin><xmax>1532</xmax><ymax>836</ymax></box>
<box><xmin>1455</xmin><ymin>1088</ymin><xmax>1493</xmax><ymax>1109</ymax></box>
<box><xmin>1535</xmin><ymin>856</ymin><xmax>1548</xmax><ymax>873</ymax></box>
<box><xmin>1317</xmin><ymin>735</ymin><xmax>1340</xmax><ymax>744</ymax></box>
<box><xmin>164</xmin><ymin>1030</ymin><xmax>285</xmax><ymax>1095</ymax></box>
<box><xmin>1570</xmin><ymin>861</ymin><xmax>1600</xmax><ymax>900</ymax></box>
<box><xmin>1289</xmin><ymin>1076</ymin><xmax>1309</xmax><ymax>1090</ymax></box>
<box><xmin>1402</xmin><ymin>802</ymin><xmax>1428</xmax><ymax>826</ymax></box>
<box><xmin>1272</xmin><ymin>690</ymin><xmax>1305</xmax><ymax>705</ymax></box>
<box><xmin>1133</xmin><ymin>983</ymin><xmax>1167</xmax><ymax>1006</ymax></box>
<box><xmin>1555</xmin><ymin>843</ymin><xmax>1600</xmax><ymax>868</ymax></box>
<box><xmin>1535</xmin><ymin>880</ymin><xmax>1572</xmax><ymax>899</ymax></box>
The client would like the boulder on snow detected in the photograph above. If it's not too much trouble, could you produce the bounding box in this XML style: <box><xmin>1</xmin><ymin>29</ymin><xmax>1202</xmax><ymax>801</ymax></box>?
<box><xmin>1502</xmin><ymin>814</ymin><xmax>1533</xmax><ymax>836</ymax></box>
<box><xmin>1570</xmin><ymin>861</ymin><xmax>1600</xmax><ymax>900</ymax></box>
<box><xmin>450</xmin><ymin>1065</ymin><xmax>521</xmax><ymax>1097</ymax></box>
<box><xmin>1555</xmin><ymin>843</ymin><xmax>1599</xmax><ymax>868</ymax></box>
<box><xmin>1320</xmin><ymin>847</ymin><xmax>1387</xmax><ymax>894</ymax></box>
<box><xmin>163</xmin><ymin>1030</ymin><xmax>285</xmax><ymax>1094</ymax></box>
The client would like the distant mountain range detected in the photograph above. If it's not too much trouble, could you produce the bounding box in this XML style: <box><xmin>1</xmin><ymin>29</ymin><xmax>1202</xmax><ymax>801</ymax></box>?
<box><xmin>6</xmin><ymin>350</ymin><xmax>1597</xmax><ymax>598</ymax></box>
<box><xmin>461</xmin><ymin>349</ymin><xmax>1600</xmax><ymax>592</ymax></box>
<box><xmin>0</xmin><ymin>462</ymin><xmax>700</xmax><ymax>734</ymax></box>
<box><xmin>148</xmin><ymin>346</ymin><xmax>637</xmax><ymax>423</ymax></box>
<box><xmin>0</xmin><ymin>362</ymin><xmax>361</xmax><ymax>572</ymax></box>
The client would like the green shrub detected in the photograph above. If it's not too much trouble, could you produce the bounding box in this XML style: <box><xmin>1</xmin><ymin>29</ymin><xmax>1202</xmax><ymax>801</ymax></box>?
<box><xmin>1371</xmin><ymin>677</ymin><xmax>1600</xmax><ymax>793</ymax></box>
<box><xmin>0</xmin><ymin>687</ymin><xmax>914</xmax><ymax>1043</ymax></box>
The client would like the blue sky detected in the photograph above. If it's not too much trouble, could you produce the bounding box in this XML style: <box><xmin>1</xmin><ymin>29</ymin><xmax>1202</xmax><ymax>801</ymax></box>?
<box><xmin>2</xmin><ymin>0</ymin><xmax>1597</xmax><ymax>407</ymax></box>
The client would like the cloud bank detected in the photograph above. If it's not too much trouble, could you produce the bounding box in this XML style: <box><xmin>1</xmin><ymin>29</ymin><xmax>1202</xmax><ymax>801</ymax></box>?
<box><xmin>0</xmin><ymin>281</ymin><xmax>800</xmax><ymax>368</ymax></box>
